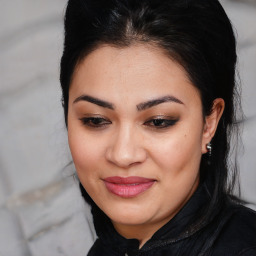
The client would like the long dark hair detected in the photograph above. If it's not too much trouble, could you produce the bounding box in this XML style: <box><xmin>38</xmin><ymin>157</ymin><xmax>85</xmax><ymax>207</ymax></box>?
<box><xmin>60</xmin><ymin>0</ymin><xmax>241</xmax><ymax>221</ymax></box>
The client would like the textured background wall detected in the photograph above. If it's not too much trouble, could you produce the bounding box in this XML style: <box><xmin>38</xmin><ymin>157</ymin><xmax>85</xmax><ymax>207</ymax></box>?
<box><xmin>0</xmin><ymin>1</ymin><xmax>255</xmax><ymax>255</ymax></box>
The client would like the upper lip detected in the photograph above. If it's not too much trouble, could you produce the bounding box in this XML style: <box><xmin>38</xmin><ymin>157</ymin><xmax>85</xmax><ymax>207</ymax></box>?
<box><xmin>103</xmin><ymin>176</ymin><xmax>156</xmax><ymax>184</ymax></box>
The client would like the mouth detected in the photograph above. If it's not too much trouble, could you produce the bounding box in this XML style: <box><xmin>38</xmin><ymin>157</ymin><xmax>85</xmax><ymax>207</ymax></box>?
<box><xmin>103</xmin><ymin>176</ymin><xmax>156</xmax><ymax>198</ymax></box>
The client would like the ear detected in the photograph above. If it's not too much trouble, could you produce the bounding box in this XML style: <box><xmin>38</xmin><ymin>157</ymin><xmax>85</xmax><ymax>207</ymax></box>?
<box><xmin>201</xmin><ymin>98</ymin><xmax>225</xmax><ymax>154</ymax></box>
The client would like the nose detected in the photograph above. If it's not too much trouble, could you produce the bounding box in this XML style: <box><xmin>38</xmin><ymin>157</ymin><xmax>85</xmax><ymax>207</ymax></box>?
<box><xmin>105</xmin><ymin>124</ymin><xmax>147</xmax><ymax>168</ymax></box>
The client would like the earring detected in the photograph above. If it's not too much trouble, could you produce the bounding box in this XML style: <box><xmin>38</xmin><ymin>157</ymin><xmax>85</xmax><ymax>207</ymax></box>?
<box><xmin>206</xmin><ymin>142</ymin><xmax>212</xmax><ymax>157</ymax></box>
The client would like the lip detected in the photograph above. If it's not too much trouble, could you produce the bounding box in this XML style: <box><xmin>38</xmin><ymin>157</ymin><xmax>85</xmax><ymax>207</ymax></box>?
<box><xmin>103</xmin><ymin>176</ymin><xmax>156</xmax><ymax>198</ymax></box>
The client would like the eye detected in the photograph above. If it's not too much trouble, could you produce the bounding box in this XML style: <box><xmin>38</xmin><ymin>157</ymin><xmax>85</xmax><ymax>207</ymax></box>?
<box><xmin>144</xmin><ymin>117</ymin><xmax>178</xmax><ymax>129</ymax></box>
<box><xmin>79</xmin><ymin>117</ymin><xmax>111</xmax><ymax>128</ymax></box>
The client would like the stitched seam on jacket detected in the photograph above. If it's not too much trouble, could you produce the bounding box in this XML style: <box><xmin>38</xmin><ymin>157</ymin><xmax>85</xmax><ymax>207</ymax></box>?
<box><xmin>237</xmin><ymin>246</ymin><xmax>256</xmax><ymax>256</ymax></box>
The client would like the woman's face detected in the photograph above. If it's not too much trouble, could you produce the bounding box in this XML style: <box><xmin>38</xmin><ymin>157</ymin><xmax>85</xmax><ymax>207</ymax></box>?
<box><xmin>68</xmin><ymin>44</ymin><xmax>212</xmax><ymax>239</ymax></box>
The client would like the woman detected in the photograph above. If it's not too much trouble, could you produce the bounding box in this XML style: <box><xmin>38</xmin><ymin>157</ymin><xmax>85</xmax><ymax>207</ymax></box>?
<box><xmin>60</xmin><ymin>0</ymin><xmax>256</xmax><ymax>255</ymax></box>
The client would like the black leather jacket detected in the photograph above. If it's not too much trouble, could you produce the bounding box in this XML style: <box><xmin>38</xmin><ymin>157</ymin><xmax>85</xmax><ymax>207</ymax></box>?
<box><xmin>87</xmin><ymin>182</ymin><xmax>256</xmax><ymax>256</ymax></box>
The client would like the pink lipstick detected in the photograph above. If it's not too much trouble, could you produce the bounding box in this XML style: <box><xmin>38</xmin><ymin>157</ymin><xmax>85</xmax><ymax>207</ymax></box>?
<box><xmin>103</xmin><ymin>176</ymin><xmax>155</xmax><ymax>198</ymax></box>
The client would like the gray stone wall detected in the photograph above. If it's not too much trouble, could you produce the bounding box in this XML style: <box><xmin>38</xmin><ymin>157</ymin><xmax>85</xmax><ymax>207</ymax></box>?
<box><xmin>0</xmin><ymin>1</ymin><xmax>255</xmax><ymax>255</ymax></box>
<box><xmin>0</xmin><ymin>1</ymin><xmax>95</xmax><ymax>255</ymax></box>
<box><xmin>222</xmin><ymin>0</ymin><xmax>256</xmax><ymax>208</ymax></box>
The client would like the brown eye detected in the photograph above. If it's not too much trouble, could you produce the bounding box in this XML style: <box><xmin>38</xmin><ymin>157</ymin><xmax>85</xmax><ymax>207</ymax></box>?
<box><xmin>152</xmin><ymin>119</ymin><xmax>165</xmax><ymax>126</ymax></box>
<box><xmin>144</xmin><ymin>118</ymin><xmax>178</xmax><ymax>129</ymax></box>
<box><xmin>80</xmin><ymin>117</ymin><xmax>111</xmax><ymax>128</ymax></box>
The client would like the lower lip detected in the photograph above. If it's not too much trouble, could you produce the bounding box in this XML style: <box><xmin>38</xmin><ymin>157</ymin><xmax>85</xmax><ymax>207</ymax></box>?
<box><xmin>104</xmin><ymin>181</ymin><xmax>155</xmax><ymax>198</ymax></box>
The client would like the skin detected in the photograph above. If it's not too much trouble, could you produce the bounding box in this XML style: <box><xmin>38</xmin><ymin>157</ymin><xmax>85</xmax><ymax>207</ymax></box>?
<box><xmin>68</xmin><ymin>44</ymin><xmax>224</xmax><ymax>247</ymax></box>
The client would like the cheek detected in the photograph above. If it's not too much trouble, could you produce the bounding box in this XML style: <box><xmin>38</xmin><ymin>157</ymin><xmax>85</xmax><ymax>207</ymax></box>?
<box><xmin>68</xmin><ymin>129</ymin><xmax>106</xmax><ymax>199</ymax></box>
<box><xmin>68</xmin><ymin>126</ymin><xmax>103</xmax><ymax>175</ymax></box>
<box><xmin>148</xmin><ymin>129</ymin><xmax>203</xmax><ymax>174</ymax></box>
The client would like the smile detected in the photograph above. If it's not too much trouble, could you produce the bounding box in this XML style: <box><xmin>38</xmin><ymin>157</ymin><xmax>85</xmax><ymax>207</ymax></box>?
<box><xmin>103</xmin><ymin>176</ymin><xmax>156</xmax><ymax>198</ymax></box>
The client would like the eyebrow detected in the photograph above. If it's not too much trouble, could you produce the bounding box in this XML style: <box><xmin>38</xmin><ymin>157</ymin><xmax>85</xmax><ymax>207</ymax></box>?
<box><xmin>136</xmin><ymin>95</ymin><xmax>184</xmax><ymax>111</ymax></box>
<box><xmin>73</xmin><ymin>94</ymin><xmax>183</xmax><ymax>111</ymax></box>
<box><xmin>73</xmin><ymin>95</ymin><xmax>114</xmax><ymax>110</ymax></box>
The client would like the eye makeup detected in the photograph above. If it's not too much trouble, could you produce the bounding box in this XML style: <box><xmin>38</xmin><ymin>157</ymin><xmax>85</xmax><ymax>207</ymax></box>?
<box><xmin>79</xmin><ymin>116</ymin><xmax>111</xmax><ymax>128</ymax></box>
<box><xmin>143</xmin><ymin>116</ymin><xmax>179</xmax><ymax>129</ymax></box>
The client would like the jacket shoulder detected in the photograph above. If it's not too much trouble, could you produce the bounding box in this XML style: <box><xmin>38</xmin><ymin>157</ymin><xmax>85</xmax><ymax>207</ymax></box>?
<box><xmin>211</xmin><ymin>204</ymin><xmax>256</xmax><ymax>255</ymax></box>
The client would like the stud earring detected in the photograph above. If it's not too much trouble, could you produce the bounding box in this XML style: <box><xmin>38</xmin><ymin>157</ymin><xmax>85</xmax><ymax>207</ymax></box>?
<box><xmin>206</xmin><ymin>142</ymin><xmax>212</xmax><ymax>157</ymax></box>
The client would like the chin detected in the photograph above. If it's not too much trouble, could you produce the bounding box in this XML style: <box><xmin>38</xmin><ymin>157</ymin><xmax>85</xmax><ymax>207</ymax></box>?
<box><xmin>103</xmin><ymin>204</ymin><xmax>151</xmax><ymax>225</ymax></box>
<box><xmin>111</xmin><ymin>214</ymin><xmax>149</xmax><ymax>226</ymax></box>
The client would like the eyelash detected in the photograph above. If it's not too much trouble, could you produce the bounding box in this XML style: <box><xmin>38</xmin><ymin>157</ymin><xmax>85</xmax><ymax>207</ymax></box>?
<box><xmin>144</xmin><ymin>117</ymin><xmax>178</xmax><ymax>129</ymax></box>
<box><xmin>79</xmin><ymin>116</ymin><xmax>178</xmax><ymax>129</ymax></box>
<box><xmin>79</xmin><ymin>117</ymin><xmax>111</xmax><ymax>128</ymax></box>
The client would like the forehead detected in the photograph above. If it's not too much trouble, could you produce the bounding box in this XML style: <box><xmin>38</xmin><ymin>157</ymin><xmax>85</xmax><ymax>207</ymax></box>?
<box><xmin>69</xmin><ymin>44</ymin><xmax>201</xmax><ymax>107</ymax></box>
